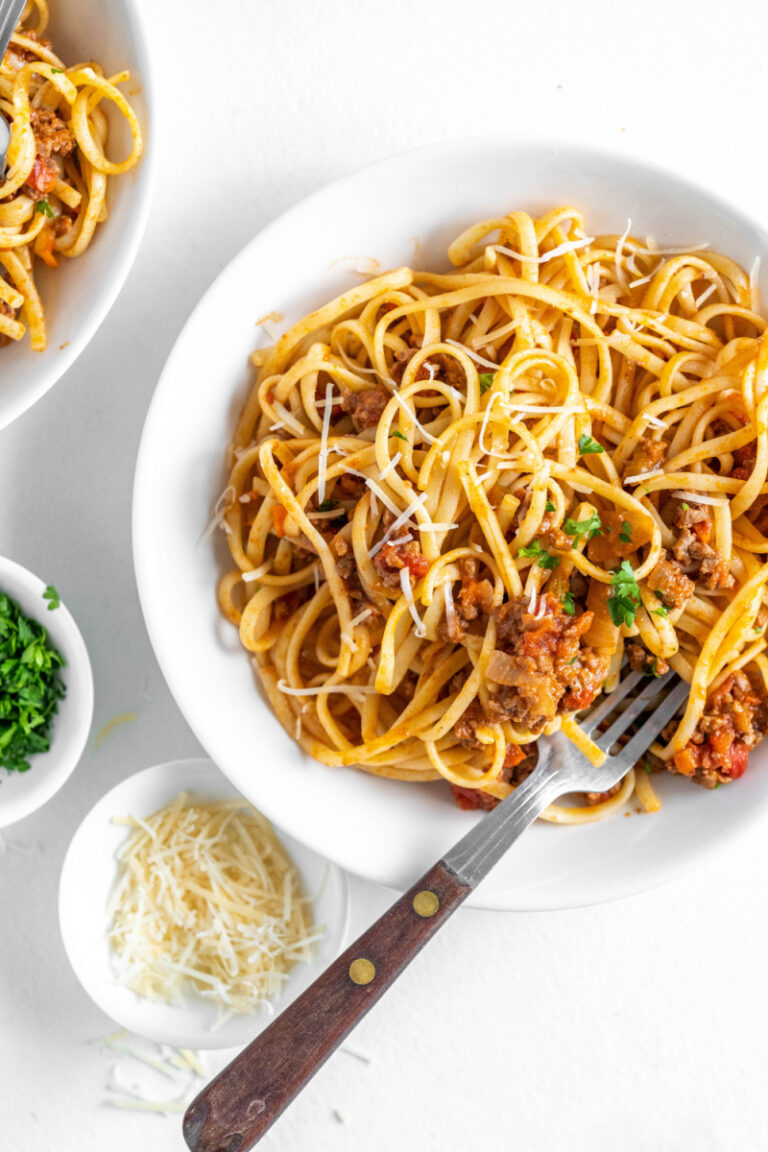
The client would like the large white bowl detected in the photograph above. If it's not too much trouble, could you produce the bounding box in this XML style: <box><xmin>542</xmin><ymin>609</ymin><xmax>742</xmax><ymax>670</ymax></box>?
<box><xmin>0</xmin><ymin>0</ymin><xmax>154</xmax><ymax>431</ymax></box>
<box><xmin>133</xmin><ymin>139</ymin><xmax>768</xmax><ymax>910</ymax></box>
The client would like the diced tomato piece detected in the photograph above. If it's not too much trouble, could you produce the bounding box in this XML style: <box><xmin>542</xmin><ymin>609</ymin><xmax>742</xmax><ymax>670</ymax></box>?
<box><xmin>450</xmin><ymin>784</ymin><xmax>498</xmax><ymax>811</ymax></box>
<box><xmin>502</xmin><ymin>744</ymin><xmax>526</xmax><ymax>770</ymax></box>
<box><xmin>673</xmin><ymin>746</ymin><xmax>699</xmax><ymax>777</ymax></box>
<box><xmin>724</xmin><ymin>741</ymin><xmax>749</xmax><ymax>779</ymax></box>
<box><xmin>26</xmin><ymin>155</ymin><xmax>58</xmax><ymax>194</ymax></box>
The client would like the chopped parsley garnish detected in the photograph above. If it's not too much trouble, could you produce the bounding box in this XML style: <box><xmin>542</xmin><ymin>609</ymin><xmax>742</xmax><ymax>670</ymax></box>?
<box><xmin>391</xmin><ymin>430</ymin><xmax>407</xmax><ymax>441</ymax></box>
<box><xmin>35</xmin><ymin>199</ymin><xmax>54</xmax><ymax>218</ymax></box>
<box><xmin>479</xmin><ymin>372</ymin><xmax>495</xmax><ymax>393</ymax></box>
<box><xmin>517</xmin><ymin>540</ymin><xmax>559</xmax><ymax>570</ymax></box>
<box><xmin>0</xmin><ymin>591</ymin><xmax>66</xmax><ymax>772</ymax></box>
<box><xmin>566</xmin><ymin>655</ymin><xmax>579</xmax><ymax>665</ymax></box>
<box><xmin>644</xmin><ymin>758</ymin><xmax>652</xmax><ymax>774</ymax></box>
<box><xmin>714</xmin><ymin>782</ymin><xmax>721</xmax><ymax>789</ymax></box>
<box><xmin>608</xmin><ymin>561</ymin><xmax>641</xmax><ymax>628</ymax></box>
<box><xmin>50</xmin><ymin>67</ymin><xmax>63</xmax><ymax>74</ymax></box>
<box><xmin>545</xmin><ymin>500</ymin><xmax>556</xmax><ymax>513</ymax></box>
<box><xmin>43</xmin><ymin>585</ymin><xmax>60</xmax><ymax>611</ymax></box>
<box><xmin>578</xmin><ymin>433</ymin><xmax>604</xmax><ymax>456</ymax></box>
<box><xmin>653</xmin><ymin>605</ymin><xmax>669</xmax><ymax>618</ymax></box>
<box><xmin>681</xmin><ymin>502</ymin><xmax>689</xmax><ymax>510</ymax></box>
<box><xmin>642</xmin><ymin>660</ymin><xmax>662</xmax><ymax>678</ymax></box>
<box><xmin>561</xmin><ymin>591</ymin><xmax>576</xmax><ymax>615</ymax></box>
<box><xmin>563</xmin><ymin>511</ymin><xmax>603</xmax><ymax>543</ymax></box>
<box><xmin>619</xmin><ymin>521</ymin><xmax>632</xmax><ymax>544</ymax></box>
<box><xmin>317</xmin><ymin>498</ymin><xmax>339</xmax><ymax>512</ymax></box>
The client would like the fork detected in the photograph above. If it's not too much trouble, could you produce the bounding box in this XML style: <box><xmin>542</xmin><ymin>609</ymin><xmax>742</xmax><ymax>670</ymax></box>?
<box><xmin>183</xmin><ymin>668</ymin><xmax>689</xmax><ymax>1152</ymax></box>
<box><xmin>0</xmin><ymin>0</ymin><xmax>27</xmax><ymax>173</ymax></box>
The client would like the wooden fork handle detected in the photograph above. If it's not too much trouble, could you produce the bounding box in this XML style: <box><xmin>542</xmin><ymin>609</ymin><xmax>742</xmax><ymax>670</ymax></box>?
<box><xmin>182</xmin><ymin>859</ymin><xmax>470</xmax><ymax>1152</ymax></box>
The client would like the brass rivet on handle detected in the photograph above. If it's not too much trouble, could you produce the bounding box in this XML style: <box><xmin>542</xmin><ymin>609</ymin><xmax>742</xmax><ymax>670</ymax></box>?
<box><xmin>413</xmin><ymin>890</ymin><xmax>440</xmax><ymax>918</ymax></box>
<box><xmin>349</xmin><ymin>957</ymin><xmax>376</xmax><ymax>985</ymax></box>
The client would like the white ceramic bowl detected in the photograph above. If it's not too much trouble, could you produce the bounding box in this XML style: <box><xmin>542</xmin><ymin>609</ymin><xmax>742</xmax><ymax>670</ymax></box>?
<box><xmin>133</xmin><ymin>139</ymin><xmax>768</xmax><ymax>911</ymax></box>
<box><xmin>0</xmin><ymin>0</ymin><xmax>155</xmax><ymax>431</ymax></box>
<box><xmin>0</xmin><ymin>555</ymin><xmax>93</xmax><ymax>826</ymax></box>
<box><xmin>58</xmin><ymin>758</ymin><xmax>350</xmax><ymax>1050</ymax></box>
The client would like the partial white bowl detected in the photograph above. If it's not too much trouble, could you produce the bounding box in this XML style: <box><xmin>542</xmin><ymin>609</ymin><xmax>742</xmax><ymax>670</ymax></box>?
<box><xmin>0</xmin><ymin>0</ymin><xmax>155</xmax><ymax>431</ymax></box>
<box><xmin>133</xmin><ymin>139</ymin><xmax>768</xmax><ymax>911</ymax></box>
<box><xmin>0</xmin><ymin>555</ymin><xmax>93</xmax><ymax>826</ymax></box>
<box><xmin>58</xmin><ymin>758</ymin><xmax>350</xmax><ymax>1050</ymax></box>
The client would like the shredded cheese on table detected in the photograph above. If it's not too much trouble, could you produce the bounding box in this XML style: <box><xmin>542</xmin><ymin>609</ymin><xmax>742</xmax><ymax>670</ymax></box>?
<box><xmin>107</xmin><ymin>793</ymin><xmax>321</xmax><ymax>1015</ymax></box>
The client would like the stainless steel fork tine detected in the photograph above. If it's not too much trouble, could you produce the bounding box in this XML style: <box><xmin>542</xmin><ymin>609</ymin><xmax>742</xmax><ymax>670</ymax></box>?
<box><xmin>580</xmin><ymin>668</ymin><xmax>644</xmax><ymax>734</ymax></box>
<box><xmin>595</xmin><ymin>669</ymin><xmax>675</xmax><ymax>750</ymax></box>
<box><xmin>609</xmin><ymin>679</ymin><xmax>690</xmax><ymax>769</ymax></box>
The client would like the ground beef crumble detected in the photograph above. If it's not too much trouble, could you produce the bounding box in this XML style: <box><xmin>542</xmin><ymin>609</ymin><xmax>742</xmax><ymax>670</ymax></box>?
<box><xmin>671</xmin><ymin>502</ymin><xmax>733</xmax><ymax>590</ymax></box>
<box><xmin>339</xmin><ymin>386</ymin><xmax>390</xmax><ymax>431</ymax></box>
<box><xmin>372</xmin><ymin>540</ymin><xmax>428</xmax><ymax>587</ymax></box>
<box><xmin>626</xmin><ymin>641</ymin><xmax>669</xmax><ymax>678</ymax></box>
<box><xmin>623</xmin><ymin>436</ymin><xmax>666</xmax><ymax>481</ymax></box>
<box><xmin>671</xmin><ymin>672</ymin><xmax>768</xmax><ymax>787</ymax></box>
<box><xmin>647</xmin><ymin>551</ymin><xmax>695</xmax><ymax>609</ymax></box>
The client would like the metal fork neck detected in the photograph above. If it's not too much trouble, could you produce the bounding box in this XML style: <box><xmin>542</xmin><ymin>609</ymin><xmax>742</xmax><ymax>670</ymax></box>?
<box><xmin>442</xmin><ymin>749</ymin><xmax>564</xmax><ymax>890</ymax></box>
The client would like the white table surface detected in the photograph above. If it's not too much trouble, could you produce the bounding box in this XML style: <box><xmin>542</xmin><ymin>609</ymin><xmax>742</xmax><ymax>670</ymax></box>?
<box><xmin>3</xmin><ymin>0</ymin><xmax>768</xmax><ymax>1148</ymax></box>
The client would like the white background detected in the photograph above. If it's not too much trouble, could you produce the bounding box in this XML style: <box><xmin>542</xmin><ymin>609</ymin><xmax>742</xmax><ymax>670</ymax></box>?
<box><xmin>2</xmin><ymin>0</ymin><xmax>768</xmax><ymax>1149</ymax></box>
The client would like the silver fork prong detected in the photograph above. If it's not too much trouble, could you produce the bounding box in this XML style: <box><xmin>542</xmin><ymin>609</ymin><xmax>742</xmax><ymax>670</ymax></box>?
<box><xmin>581</xmin><ymin>668</ymin><xmax>644</xmax><ymax>734</ymax></box>
<box><xmin>595</xmin><ymin>669</ymin><xmax>675</xmax><ymax>751</ymax></box>
<box><xmin>609</xmin><ymin>679</ymin><xmax>690</xmax><ymax>769</ymax></box>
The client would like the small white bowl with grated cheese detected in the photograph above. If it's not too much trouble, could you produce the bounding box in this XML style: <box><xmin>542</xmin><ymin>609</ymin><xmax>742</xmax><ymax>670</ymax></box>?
<box><xmin>58</xmin><ymin>757</ymin><xmax>349</xmax><ymax>1049</ymax></box>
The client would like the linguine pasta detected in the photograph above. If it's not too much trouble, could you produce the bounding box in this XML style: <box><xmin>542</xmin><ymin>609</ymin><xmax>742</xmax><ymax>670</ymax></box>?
<box><xmin>216</xmin><ymin>205</ymin><xmax>768</xmax><ymax>820</ymax></box>
<box><xmin>0</xmin><ymin>0</ymin><xmax>142</xmax><ymax>350</ymax></box>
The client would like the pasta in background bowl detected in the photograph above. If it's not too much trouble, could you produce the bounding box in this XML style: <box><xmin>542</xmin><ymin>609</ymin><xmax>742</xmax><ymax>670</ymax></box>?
<box><xmin>134</xmin><ymin>139</ymin><xmax>768</xmax><ymax>910</ymax></box>
<box><xmin>0</xmin><ymin>0</ymin><xmax>153</xmax><ymax>430</ymax></box>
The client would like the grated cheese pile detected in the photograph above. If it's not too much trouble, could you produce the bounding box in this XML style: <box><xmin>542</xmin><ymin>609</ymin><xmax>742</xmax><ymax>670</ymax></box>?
<box><xmin>107</xmin><ymin>793</ymin><xmax>321</xmax><ymax>1014</ymax></box>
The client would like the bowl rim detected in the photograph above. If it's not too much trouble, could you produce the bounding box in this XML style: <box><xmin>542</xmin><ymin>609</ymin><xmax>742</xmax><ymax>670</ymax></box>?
<box><xmin>58</xmin><ymin>756</ymin><xmax>351</xmax><ymax>1049</ymax></box>
<box><xmin>133</xmin><ymin>136</ymin><xmax>768</xmax><ymax>910</ymax></box>
<box><xmin>0</xmin><ymin>0</ymin><xmax>157</xmax><ymax>432</ymax></box>
<box><xmin>0</xmin><ymin>554</ymin><xmax>94</xmax><ymax>827</ymax></box>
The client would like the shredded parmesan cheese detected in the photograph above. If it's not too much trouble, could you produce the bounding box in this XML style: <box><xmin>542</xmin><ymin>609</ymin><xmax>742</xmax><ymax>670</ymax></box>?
<box><xmin>625</xmin><ymin>468</ymin><xmax>664</xmax><ymax>485</ymax></box>
<box><xmin>242</xmin><ymin>561</ymin><xmax>272</xmax><ymax>583</ymax></box>
<box><xmin>445</xmin><ymin>338</ymin><xmax>500</xmax><ymax>371</ymax></box>
<box><xmin>399</xmin><ymin>567</ymin><xmax>426</xmax><ymax>638</ymax></box>
<box><xmin>368</xmin><ymin>492</ymin><xmax>427</xmax><ymax>558</ymax></box>
<box><xmin>694</xmin><ymin>282</ymin><xmax>717</xmax><ymax>309</ymax></box>
<box><xmin>107</xmin><ymin>795</ymin><xmax>319</xmax><ymax>1014</ymax></box>
<box><xmin>277</xmin><ymin>680</ymin><xmax>378</xmax><ymax>696</ymax></box>
<box><xmin>492</xmin><ymin>236</ymin><xmax>594</xmax><ymax>264</ymax></box>
<box><xmin>669</xmin><ymin>490</ymin><xmax>729</xmax><ymax>507</ymax></box>
<box><xmin>317</xmin><ymin>381</ymin><xmax>334</xmax><ymax>505</ymax></box>
<box><xmin>615</xmin><ymin>218</ymin><xmax>632</xmax><ymax>290</ymax></box>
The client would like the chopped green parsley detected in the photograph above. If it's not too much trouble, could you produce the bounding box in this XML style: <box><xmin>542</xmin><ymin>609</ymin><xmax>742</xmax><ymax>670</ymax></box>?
<box><xmin>479</xmin><ymin>372</ymin><xmax>495</xmax><ymax>394</ymax></box>
<box><xmin>43</xmin><ymin>585</ymin><xmax>60</xmax><ymax>611</ymax></box>
<box><xmin>517</xmin><ymin>540</ymin><xmax>559</xmax><ymax>571</ymax></box>
<box><xmin>608</xmin><ymin>561</ymin><xmax>641</xmax><ymax>628</ymax></box>
<box><xmin>0</xmin><ymin>591</ymin><xmax>66</xmax><ymax>772</ymax></box>
<box><xmin>564</xmin><ymin>511</ymin><xmax>603</xmax><ymax>543</ymax></box>
<box><xmin>578</xmin><ymin>433</ymin><xmax>604</xmax><ymax>456</ymax></box>
<box><xmin>619</xmin><ymin>521</ymin><xmax>632</xmax><ymax>544</ymax></box>
<box><xmin>561</xmin><ymin>591</ymin><xmax>576</xmax><ymax>615</ymax></box>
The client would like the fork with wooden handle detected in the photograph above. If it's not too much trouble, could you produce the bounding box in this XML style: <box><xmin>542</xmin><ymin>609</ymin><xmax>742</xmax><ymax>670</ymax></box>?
<box><xmin>183</xmin><ymin>668</ymin><xmax>689</xmax><ymax>1152</ymax></box>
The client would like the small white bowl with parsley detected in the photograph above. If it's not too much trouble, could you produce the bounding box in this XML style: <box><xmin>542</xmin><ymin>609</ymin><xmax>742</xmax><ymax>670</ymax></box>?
<box><xmin>0</xmin><ymin>556</ymin><xmax>93</xmax><ymax>828</ymax></box>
